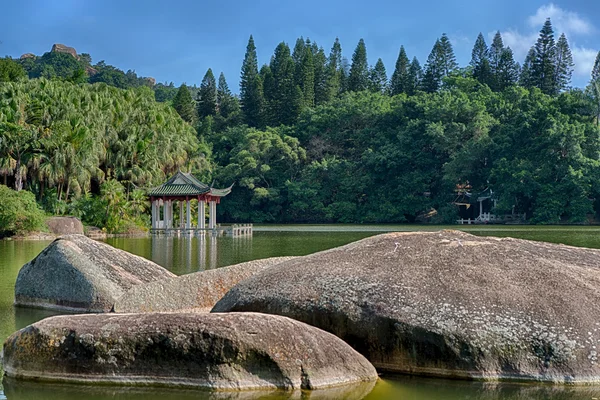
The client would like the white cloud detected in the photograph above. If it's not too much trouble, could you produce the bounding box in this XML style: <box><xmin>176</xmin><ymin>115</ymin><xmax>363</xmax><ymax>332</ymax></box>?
<box><xmin>498</xmin><ymin>30</ymin><xmax>537</xmax><ymax>63</ymax></box>
<box><xmin>527</xmin><ymin>3</ymin><xmax>594</xmax><ymax>37</ymax></box>
<box><xmin>572</xmin><ymin>47</ymin><xmax>598</xmax><ymax>79</ymax></box>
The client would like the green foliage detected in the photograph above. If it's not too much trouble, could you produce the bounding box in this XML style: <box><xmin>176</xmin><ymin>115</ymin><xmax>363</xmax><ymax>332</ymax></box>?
<box><xmin>348</xmin><ymin>39</ymin><xmax>369</xmax><ymax>92</ymax></box>
<box><xmin>532</xmin><ymin>18</ymin><xmax>558</xmax><ymax>95</ymax></box>
<box><xmin>197</xmin><ymin>69</ymin><xmax>217</xmax><ymax>118</ymax></box>
<box><xmin>0</xmin><ymin>58</ymin><xmax>27</xmax><ymax>82</ymax></box>
<box><xmin>390</xmin><ymin>46</ymin><xmax>410</xmax><ymax>95</ymax></box>
<box><xmin>369</xmin><ymin>58</ymin><xmax>387</xmax><ymax>93</ymax></box>
<box><xmin>240</xmin><ymin>35</ymin><xmax>264</xmax><ymax>127</ymax></box>
<box><xmin>173</xmin><ymin>84</ymin><xmax>196</xmax><ymax>123</ymax></box>
<box><xmin>0</xmin><ymin>185</ymin><xmax>45</xmax><ymax>236</ymax></box>
<box><xmin>470</xmin><ymin>33</ymin><xmax>492</xmax><ymax>86</ymax></box>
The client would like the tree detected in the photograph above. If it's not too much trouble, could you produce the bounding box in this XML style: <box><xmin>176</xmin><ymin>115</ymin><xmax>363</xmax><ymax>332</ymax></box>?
<box><xmin>495</xmin><ymin>47</ymin><xmax>519</xmax><ymax>91</ymax></box>
<box><xmin>265</xmin><ymin>42</ymin><xmax>301</xmax><ymax>126</ymax></box>
<box><xmin>439</xmin><ymin>34</ymin><xmax>458</xmax><ymax>76</ymax></box>
<box><xmin>369</xmin><ymin>58</ymin><xmax>387</xmax><ymax>93</ymax></box>
<box><xmin>470</xmin><ymin>33</ymin><xmax>491</xmax><ymax>86</ymax></box>
<box><xmin>489</xmin><ymin>31</ymin><xmax>504</xmax><ymax>74</ymax></box>
<box><xmin>172</xmin><ymin>84</ymin><xmax>195</xmax><ymax>123</ymax></box>
<box><xmin>217</xmin><ymin>72</ymin><xmax>239</xmax><ymax>120</ymax></box>
<box><xmin>390</xmin><ymin>46</ymin><xmax>410</xmax><ymax>95</ymax></box>
<box><xmin>240</xmin><ymin>35</ymin><xmax>264</xmax><ymax>127</ymax></box>
<box><xmin>408</xmin><ymin>57</ymin><xmax>422</xmax><ymax>95</ymax></box>
<box><xmin>520</xmin><ymin>47</ymin><xmax>536</xmax><ymax>88</ymax></box>
<box><xmin>593</xmin><ymin>51</ymin><xmax>600</xmax><ymax>83</ymax></box>
<box><xmin>300</xmin><ymin>40</ymin><xmax>315</xmax><ymax>107</ymax></box>
<box><xmin>326</xmin><ymin>38</ymin><xmax>343</xmax><ymax>99</ymax></box>
<box><xmin>0</xmin><ymin>58</ymin><xmax>26</xmax><ymax>82</ymax></box>
<box><xmin>197</xmin><ymin>68</ymin><xmax>217</xmax><ymax>118</ymax></box>
<box><xmin>313</xmin><ymin>46</ymin><xmax>329</xmax><ymax>106</ymax></box>
<box><xmin>554</xmin><ymin>33</ymin><xmax>574</xmax><ymax>92</ymax></box>
<box><xmin>532</xmin><ymin>18</ymin><xmax>557</xmax><ymax>95</ymax></box>
<box><xmin>348</xmin><ymin>39</ymin><xmax>369</xmax><ymax>92</ymax></box>
<box><xmin>421</xmin><ymin>40</ymin><xmax>444</xmax><ymax>92</ymax></box>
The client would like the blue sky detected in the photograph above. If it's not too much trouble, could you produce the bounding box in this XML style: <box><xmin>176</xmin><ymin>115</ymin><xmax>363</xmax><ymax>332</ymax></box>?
<box><xmin>1</xmin><ymin>0</ymin><xmax>598</xmax><ymax>90</ymax></box>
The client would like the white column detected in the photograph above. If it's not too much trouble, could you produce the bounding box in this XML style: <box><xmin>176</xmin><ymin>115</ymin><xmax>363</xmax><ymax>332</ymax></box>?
<box><xmin>479</xmin><ymin>200</ymin><xmax>483</xmax><ymax>217</ymax></box>
<box><xmin>208</xmin><ymin>201</ymin><xmax>215</xmax><ymax>229</ymax></box>
<box><xmin>201</xmin><ymin>200</ymin><xmax>206</xmax><ymax>229</ymax></box>
<box><xmin>168</xmin><ymin>200</ymin><xmax>174</xmax><ymax>229</ymax></box>
<box><xmin>151</xmin><ymin>200</ymin><xmax>156</xmax><ymax>230</ymax></box>
<box><xmin>186</xmin><ymin>200</ymin><xmax>191</xmax><ymax>229</ymax></box>
<box><xmin>179</xmin><ymin>201</ymin><xmax>184</xmax><ymax>228</ymax></box>
<box><xmin>213</xmin><ymin>201</ymin><xmax>217</xmax><ymax>227</ymax></box>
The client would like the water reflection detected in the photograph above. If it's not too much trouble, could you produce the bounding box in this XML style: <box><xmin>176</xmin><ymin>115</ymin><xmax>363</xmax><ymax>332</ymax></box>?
<box><xmin>2</xmin><ymin>377</ymin><xmax>374</xmax><ymax>400</ymax></box>
<box><xmin>364</xmin><ymin>375</ymin><xmax>600</xmax><ymax>399</ymax></box>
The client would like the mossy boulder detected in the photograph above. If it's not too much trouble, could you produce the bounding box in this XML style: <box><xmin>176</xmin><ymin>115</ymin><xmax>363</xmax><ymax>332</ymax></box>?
<box><xmin>114</xmin><ymin>257</ymin><xmax>296</xmax><ymax>313</ymax></box>
<box><xmin>15</xmin><ymin>235</ymin><xmax>175</xmax><ymax>312</ymax></box>
<box><xmin>213</xmin><ymin>231</ymin><xmax>600</xmax><ymax>383</ymax></box>
<box><xmin>2</xmin><ymin>312</ymin><xmax>378</xmax><ymax>391</ymax></box>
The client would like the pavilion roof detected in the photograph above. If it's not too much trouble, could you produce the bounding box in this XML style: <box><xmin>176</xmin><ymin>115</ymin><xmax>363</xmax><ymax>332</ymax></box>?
<box><xmin>148</xmin><ymin>171</ymin><xmax>232</xmax><ymax>197</ymax></box>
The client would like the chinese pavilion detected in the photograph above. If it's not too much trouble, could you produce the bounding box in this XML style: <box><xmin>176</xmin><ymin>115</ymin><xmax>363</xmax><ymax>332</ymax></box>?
<box><xmin>148</xmin><ymin>172</ymin><xmax>232</xmax><ymax>234</ymax></box>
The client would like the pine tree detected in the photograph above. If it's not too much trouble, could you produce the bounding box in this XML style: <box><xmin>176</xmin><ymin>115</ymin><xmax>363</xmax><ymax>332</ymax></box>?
<box><xmin>300</xmin><ymin>39</ymin><xmax>315</xmax><ymax>107</ymax></box>
<box><xmin>520</xmin><ymin>47</ymin><xmax>536</xmax><ymax>88</ymax></box>
<box><xmin>495</xmin><ymin>47</ymin><xmax>519</xmax><ymax>91</ymax></box>
<box><xmin>172</xmin><ymin>84</ymin><xmax>195</xmax><ymax>123</ymax></box>
<box><xmin>313</xmin><ymin>46</ymin><xmax>329</xmax><ymax>105</ymax></box>
<box><xmin>532</xmin><ymin>18</ymin><xmax>557</xmax><ymax>95</ymax></box>
<box><xmin>240</xmin><ymin>35</ymin><xmax>264</xmax><ymax>127</ymax></box>
<box><xmin>421</xmin><ymin>39</ymin><xmax>444</xmax><ymax>93</ymax></box>
<box><xmin>408</xmin><ymin>57</ymin><xmax>422</xmax><ymax>95</ymax></box>
<box><xmin>197</xmin><ymin>69</ymin><xmax>217</xmax><ymax>118</ymax></box>
<box><xmin>369</xmin><ymin>58</ymin><xmax>387</xmax><ymax>93</ymax></box>
<box><xmin>326</xmin><ymin>38</ymin><xmax>343</xmax><ymax>98</ymax></box>
<box><xmin>260</xmin><ymin>64</ymin><xmax>275</xmax><ymax>125</ymax></box>
<box><xmin>439</xmin><ymin>33</ymin><xmax>458</xmax><ymax>76</ymax></box>
<box><xmin>554</xmin><ymin>33</ymin><xmax>574</xmax><ymax>92</ymax></box>
<box><xmin>470</xmin><ymin>33</ymin><xmax>492</xmax><ymax>86</ymax></box>
<box><xmin>489</xmin><ymin>31</ymin><xmax>504</xmax><ymax>74</ymax></box>
<box><xmin>390</xmin><ymin>46</ymin><xmax>410</xmax><ymax>95</ymax></box>
<box><xmin>292</xmin><ymin>37</ymin><xmax>306</xmax><ymax>87</ymax></box>
<box><xmin>266</xmin><ymin>42</ymin><xmax>299</xmax><ymax>125</ymax></box>
<box><xmin>348</xmin><ymin>39</ymin><xmax>369</xmax><ymax>92</ymax></box>
<box><xmin>217</xmin><ymin>72</ymin><xmax>237</xmax><ymax>119</ymax></box>
<box><xmin>593</xmin><ymin>51</ymin><xmax>600</xmax><ymax>83</ymax></box>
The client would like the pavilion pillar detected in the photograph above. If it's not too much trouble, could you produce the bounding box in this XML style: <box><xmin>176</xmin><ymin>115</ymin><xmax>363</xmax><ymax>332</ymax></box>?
<box><xmin>179</xmin><ymin>201</ymin><xmax>184</xmax><ymax>229</ymax></box>
<box><xmin>186</xmin><ymin>199</ymin><xmax>191</xmax><ymax>229</ymax></box>
<box><xmin>198</xmin><ymin>199</ymin><xmax>206</xmax><ymax>230</ymax></box>
<box><xmin>209</xmin><ymin>200</ymin><xmax>216</xmax><ymax>229</ymax></box>
<box><xmin>479</xmin><ymin>200</ymin><xmax>483</xmax><ymax>218</ymax></box>
<box><xmin>151</xmin><ymin>199</ymin><xmax>156</xmax><ymax>230</ymax></box>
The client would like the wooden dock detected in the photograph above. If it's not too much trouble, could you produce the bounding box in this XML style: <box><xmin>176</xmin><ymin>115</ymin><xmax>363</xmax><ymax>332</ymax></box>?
<box><xmin>151</xmin><ymin>224</ymin><xmax>253</xmax><ymax>237</ymax></box>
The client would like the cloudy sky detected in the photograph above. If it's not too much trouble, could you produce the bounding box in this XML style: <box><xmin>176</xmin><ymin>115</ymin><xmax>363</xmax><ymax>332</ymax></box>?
<box><xmin>0</xmin><ymin>0</ymin><xmax>597</xmax><ymax>90</ymax></box>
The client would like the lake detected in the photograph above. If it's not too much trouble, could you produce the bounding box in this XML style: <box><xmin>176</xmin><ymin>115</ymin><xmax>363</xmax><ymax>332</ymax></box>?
<box><xmin>3</xmin><ymin>224</ymin><xmax>600</xmax><ymax>399</ymax></box>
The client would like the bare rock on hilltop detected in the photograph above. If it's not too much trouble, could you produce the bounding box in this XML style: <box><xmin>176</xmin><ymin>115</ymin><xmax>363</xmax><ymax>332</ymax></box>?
<box><xmin>51</xmin><ymin>43</ymin><xmax>77</xmax><ymax>58</ymax></box>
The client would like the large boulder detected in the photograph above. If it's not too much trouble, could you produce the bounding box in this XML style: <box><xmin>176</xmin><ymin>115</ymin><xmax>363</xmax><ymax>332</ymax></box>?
<box><xmin>51</xmin><ymin>43</ymin><xmax>77</xmax><ymax>58</ymax></box>
<box><xmin>15</xmin><ymin>235</ymin><xmax>175</xmax><ymax>312</ymax></box>
<box><xmin>114</xmin><ymin>257</ymin><xmax>296</xmax><ymax>313</ymax></box>
<box><xmin>45</xmin><ymin>216</ymin><xmax>84</xmax><ymax>235</ymax></box>
<box><xmin>2</xmin><ymin>312</ymin><xmax>378</xmax><ymax>391</ymax></box>
<box><xmin>213</xmin><ymin>230</ymin><xmax>600</xmax><ymax>383</ymax></box>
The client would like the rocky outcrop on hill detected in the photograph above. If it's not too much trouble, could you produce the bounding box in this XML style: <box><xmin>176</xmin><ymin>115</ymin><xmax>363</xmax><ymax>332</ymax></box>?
<box><xmin>51</xmin><ymin>43</ymin><xmax>77</xmax><ymax>58</ymax></box>
<box><xmin>213</xmin><ymin>230</ymin><xmax>600</xmax><ymax>383</ymax></box>
<box><xmin>45</xmin><ymin>216</ymin><xmax>84</xmax><ymax>235</ymax></box>
<box><xmin>114</xmin><ymin>257</ymin><xmax>296</xmax><ymax>313</ymax></box>
<box><xmin>19</xmin><ymin>53</ymin><xmax>35</xmax><ymax>60</ymax></box>
<box><xmin>2</xmin><ymin>312</ymin><xmax>378</xmax><ymax>391</ymax></box>
<box><xmin>15</xmin><ymin>235</ymin><xmax>174</xmax><ymax>312</ymax></box>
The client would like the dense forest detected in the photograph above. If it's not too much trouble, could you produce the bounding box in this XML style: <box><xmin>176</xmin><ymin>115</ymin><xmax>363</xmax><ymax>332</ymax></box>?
<box><xmin>1</xmin><ymin>18</ymin><xmax>600</xmax><ymax>234</ymax></box>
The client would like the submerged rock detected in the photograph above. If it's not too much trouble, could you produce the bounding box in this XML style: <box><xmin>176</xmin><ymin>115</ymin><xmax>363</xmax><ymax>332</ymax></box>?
<box><xmin>114</xmin><ymin>257</ymin><xmax>296</xmax><ymax>313</ymax></box>
<box><xmin>213</xmin><ymin>230</ymin><xmax>600</xmax><ymax>383</ymax></box>
<box><xmin>15</xmin><ymin>235</ymin><xmax>174</xmax><ymax>312</ymax></box>
<box><xmin>2</xmin><ymin>312</ymin><xmax>378</xmax><ymax>391</ymax></box>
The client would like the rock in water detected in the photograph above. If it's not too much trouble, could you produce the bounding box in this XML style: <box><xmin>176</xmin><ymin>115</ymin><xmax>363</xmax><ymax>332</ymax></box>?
<box><xmin>2</xmin><ymin>312</ymin><xmax>378</xmax><ymax>391</ymax></box>
<box><xmin>114</xmin><ymin>257</ymin><xmax>296</xmax><ymax>313</ymax></box>
<box><xmin>15</xmin><ymin>235</ymin><xmax>175</xmax><ymax>312</ymax></box>
<box><xmin>213</xmin><ymin>230</ymin><xmax>600</xmax><ymax>383</ymax></box>
<box><xmin>45</xmin><ymin>216</ymin><xmax>84</xmax><ymax>235</ymax></box>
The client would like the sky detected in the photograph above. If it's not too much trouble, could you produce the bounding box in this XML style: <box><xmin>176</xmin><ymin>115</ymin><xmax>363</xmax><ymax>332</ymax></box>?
<box><xmin>0</xmin><ymin>0</ymin><xmax>598</xmax><ymax>90</ymax></box>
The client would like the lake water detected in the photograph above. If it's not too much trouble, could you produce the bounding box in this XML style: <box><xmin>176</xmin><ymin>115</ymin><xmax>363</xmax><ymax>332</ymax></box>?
<box><xmin>3</xmin><ymin>225</ymin><xmax>600</xmax><ymax>399</ymax></box>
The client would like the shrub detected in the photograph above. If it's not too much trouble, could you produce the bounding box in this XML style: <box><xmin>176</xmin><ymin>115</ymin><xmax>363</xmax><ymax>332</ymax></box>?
<box><xmin>0</xmin><ymin>185</ymin><xmax>46</xmax><ymax>237</ymax></box>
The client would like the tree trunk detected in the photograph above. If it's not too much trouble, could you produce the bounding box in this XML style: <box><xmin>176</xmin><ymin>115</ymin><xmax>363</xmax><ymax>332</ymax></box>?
<box><xmin>65</xmin><ymin>181</ymin><xmax>71</xmax><ymax>202</ymax></box>
<box><xmin>14</xmin><ymin>158</ymin><xmax>22</xmax><ymax>191</ymax></box>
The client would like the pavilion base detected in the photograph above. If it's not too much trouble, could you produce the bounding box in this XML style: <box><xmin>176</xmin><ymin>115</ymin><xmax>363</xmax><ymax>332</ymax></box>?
<box><xmin>151</xmin><ymin>224</ymin><xmax>253</xmax><ymax>237</ymax></box>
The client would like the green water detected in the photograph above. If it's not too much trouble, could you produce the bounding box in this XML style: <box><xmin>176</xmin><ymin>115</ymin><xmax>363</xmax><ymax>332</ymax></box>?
<box><xmin>3</xmin><ymin>225</ymin><xmax>600</xmax><ymax>399</ymax></box>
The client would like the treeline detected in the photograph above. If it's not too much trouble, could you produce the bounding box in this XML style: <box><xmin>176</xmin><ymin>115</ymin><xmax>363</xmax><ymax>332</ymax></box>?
<box><xmin>1</xmin><ymin>18</ymin><xmax>600</xmax><ymax>232</ymax></box>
